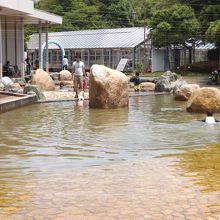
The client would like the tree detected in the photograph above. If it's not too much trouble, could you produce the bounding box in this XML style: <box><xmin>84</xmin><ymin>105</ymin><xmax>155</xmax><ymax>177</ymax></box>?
<box><xmin>149</xmin><ymin>3</ymin><xmax>199</xmax><ymax>47</ymax></box>
<box><xmin>148</xmin><ymin>3</ymin><xmax>200</xmax><ymax>68</ymax></box>
<box><xmin>206</xmin><ymin>20</ymin><xmax>220</xmax><ymax>66</ymax></box>
<box><xmin>103</xmin><ymin>0</ymin><xmax>133</xmax><ymax>28</ymax></box>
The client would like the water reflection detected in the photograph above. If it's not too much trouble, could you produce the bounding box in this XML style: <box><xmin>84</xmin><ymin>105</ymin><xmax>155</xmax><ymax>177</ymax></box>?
<box><xmin>169</xmin><ymin>143</ymin><xmax>220</xmax><ymax>193</ymax></box>
<box><xmin>0</xmin><ymin>146</ymin><xmax>34</xmax><ymax>215</ymax></box>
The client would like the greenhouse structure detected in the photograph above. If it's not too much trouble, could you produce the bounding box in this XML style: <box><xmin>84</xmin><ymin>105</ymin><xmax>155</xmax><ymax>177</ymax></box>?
<box><xmin>27</xmin><ymin>27</ymin><xmax>152</xmax><ymax>72</ymax></box>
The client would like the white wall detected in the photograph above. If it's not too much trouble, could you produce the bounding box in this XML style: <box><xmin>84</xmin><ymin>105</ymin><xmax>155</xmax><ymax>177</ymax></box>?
<box><xmin>1</xmin><ymin>17</ymin><xmax>24</xmax><ymax>74</ymax></box>
<box><xmin>1</xmin><ymin>17</ymin><xmax>6</xmax><ymax>65</ymax></box>
<box><xmin>6</xmin><ymin>17</ymin><xmax>16</xmax><ymax>65</ymax></box>
<box><xmin>151</xmin><ymin>47</ymin><xmax>165</xmax><ymax>72</ymax></box>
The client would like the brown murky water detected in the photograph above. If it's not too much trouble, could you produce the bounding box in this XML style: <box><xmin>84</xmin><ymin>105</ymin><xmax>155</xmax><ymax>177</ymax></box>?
<box><xmin>1</xmin><ymin>91</ymin><xmax>220</xmax><ymax>219</ymax></box>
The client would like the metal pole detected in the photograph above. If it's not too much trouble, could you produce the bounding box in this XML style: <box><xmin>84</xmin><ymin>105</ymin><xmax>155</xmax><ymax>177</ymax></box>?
<box><xmin>21</xmin><ymin>18</ymin><xmax>24</xmax><ymax>78</ymax></box>
<box><xmin>5</xmin><ymin>16</ymin><xmax>7</xmax><ymax>62</ymax></box>
<box><xmin>45</xmin><ymin>22</ymin><xmax>49</xmax><ymax>73</ymax></box>
<box><xmin>133</xmin><ymin>47</ymin><xmax>136</xmax><ymax>71</ymax></box>
<box><xmin>143</xmin><ymin>0</ymin><xmax>146</xmax><ymax>74</ymax></box>
<box><xmin>0</xmin><ymin>16</ymin><xmax>2</xmax><ymax>79</ymax></box>
<box><xmin>14</xmin><ymin>22</ymin><xmax>17</xmax><ymax>65</ymax></box>
<box><xmin>39</xmin><ymin>21</ymin><xmax>42</xmax><ymax>69</ymax></box>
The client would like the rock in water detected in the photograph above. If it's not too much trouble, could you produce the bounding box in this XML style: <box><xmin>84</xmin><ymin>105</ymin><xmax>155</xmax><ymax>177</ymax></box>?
<box><xmin>187</xmin><ymin>87</ymin><xmax>220</xmax><ymax>113</ymax></box>
<box><xmin>31</xmin><ymin>69</ymin><xmax>55</xmax><ymax>91</ymax></box>
<box><xmin>155</xmin><ymin>77</ymin><xmax>172</xmax><ymax>92</ymax></box>
<box><xmin>174</xmin><ymin>84</ymin><xmax>200</xmax><ymax>101</ymax></box>
<box><xmin>162</xmin><ymin>71</ymin><xmax>178</xmax><ymax>82</ymax></box>
<box><xmin>89</xmin><ymin>65</ymin><xmax>128</xmax><ymax>108</ymax></box>
<box><xmin>140</xmin><ymin>82</ymin><xmax>155</xmax><ymax>92</ymax></box>
<box><xmin>172</xmin><ymin>79</ymin><xmax>187</xmax><ymax>94</ymax></box>
<box><xmin>23</xmin><ymin>84</ymin><xmax>46</xmax><ymax>100</ymax></box>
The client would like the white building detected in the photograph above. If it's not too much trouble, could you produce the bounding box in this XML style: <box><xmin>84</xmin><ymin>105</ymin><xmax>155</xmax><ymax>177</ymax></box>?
<box><xmin>0</xmin><ymin>0</ymin><xmax>62</xmax><ymax>78</ymax></box>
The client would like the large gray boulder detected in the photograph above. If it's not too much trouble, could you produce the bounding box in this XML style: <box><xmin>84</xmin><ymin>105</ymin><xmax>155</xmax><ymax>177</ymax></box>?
<box><xmin>162</xmin><ymin>71</ymin><xmax>178</xmax><ymax>82</ymax></box>
<box><xmin>1</xmin><ymin>77</ymin><xmax>13</xmax><ymax>86</ymax></box>
<box><xmin>187</xmin><ymin>87</ymin><xmax>220</xmax><ymax>113</ymax></box>
<box><xmin>89</xmin><ymin>65</ymin><xmax>128</xmax><ymax>108</ymax></box>
<box><xmin>0</xmin><ymin>82</ymin><xmax>4</xmax><ymax>90</ymax></box>
<box><xmin>155</xmin><ymin>77</ymin><xmax>172</xmax><ymax>92</ymax></box>
<box><xmin>172</xmin><ymin>79</ymin><xmax>187</xmax><ymax>94</ymax></box>
<box><xmin>23</xmin><ymin>85</ymin><xmax>46</xmax><ymax>100</ymax></box>
<box><xmin>12</xmin><ymin>78</ymin><xmax>26</xmax><ymax>87</ymax></box>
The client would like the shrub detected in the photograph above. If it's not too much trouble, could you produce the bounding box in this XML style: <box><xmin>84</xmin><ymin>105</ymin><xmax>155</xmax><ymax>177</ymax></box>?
<box><xmin>135</xmin><ymin>63</ymin><xmax>143</xmax><ymax>74</ymax></box>
<box><xmin>189</xmin><ymin>61</ymin><xmax>219</xmax><ymax>73</ymax></box>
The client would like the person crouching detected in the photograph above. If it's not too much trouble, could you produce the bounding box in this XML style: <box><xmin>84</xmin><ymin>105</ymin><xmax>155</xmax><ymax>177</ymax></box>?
<box><xmin>130</xmin><ymin>72</ymin><xmax>142</xmax><ymax>92</ymax></box>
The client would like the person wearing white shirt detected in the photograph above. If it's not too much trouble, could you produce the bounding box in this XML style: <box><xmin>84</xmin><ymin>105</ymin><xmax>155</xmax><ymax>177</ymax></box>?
<box><xmin>202</xmin><ymin>111</ymin><xmax>219</xmax><ymax>124</ymax></box>
<box><xmin>63</xmin><ymin>56</ymin><xmax>69</xmax><ymax>70</ymax></box>
<box><xmin>72</xmin><ymin>55</ymin><xmax>85</xmax><ymax>98</ymax></box>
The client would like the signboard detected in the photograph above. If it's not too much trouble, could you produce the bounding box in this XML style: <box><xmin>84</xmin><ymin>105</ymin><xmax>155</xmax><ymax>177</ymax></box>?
<box><xmin>116</xmin><ymin>58</ymin><xmax>129</xmax><ymax>72</ymax></box>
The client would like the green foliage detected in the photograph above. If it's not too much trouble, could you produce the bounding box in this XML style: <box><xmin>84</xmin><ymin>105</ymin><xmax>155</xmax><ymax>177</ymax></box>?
<box><xmin>148</xmin><ymin>3</ymin><xmax>200</xmax><ymax>48</ymax></box>
<box><xmin>206</xmin><ymin>20</ymin><xmax>220</xmax><ymax>46</ymax></box>
<box><xmin>35</xmin><ymin>0</ymin><xmax>135</xmax><ymax>31</ymax></box>
<box><xmin>26</xmin><ymin>0</ymin><xmax>220</xmax><ymax>50</ymax></box>
<box><xmin>104</xmin><ymin>0</ymin><xmax>133</xmax><ymax>28</ymax></box>
<box><xmin>135</xmin><ymin>62</ymin><xmax>143</xmax><ymax>74</ymax></box>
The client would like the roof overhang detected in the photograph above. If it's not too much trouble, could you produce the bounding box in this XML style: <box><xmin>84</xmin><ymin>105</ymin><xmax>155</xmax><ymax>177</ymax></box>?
<box><xmin>0</xmin><ymin>0</ymin><xmax>62</xmax><ymax>24</ymax></box>
<box><xmin>0</xmin><ymin>0</ymin><xmax>34</xmax><ymax>15</ymax></box>
<box><xmin>24</xmin><ymin>9</ymin><xmax>62</xmax><ymax>24</ymax></box>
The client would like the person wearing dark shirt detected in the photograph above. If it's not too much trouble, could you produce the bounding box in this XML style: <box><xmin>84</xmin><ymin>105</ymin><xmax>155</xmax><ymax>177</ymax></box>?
<box><xmin>3</xmin><ymin>61</ymin><xmax>15</xmax><ymax>76</ymax></box>
<box><xmin>130</xmin><ymin>72</ymin><xmax>142</xmax><ymax>92</ymax></box>
<box><xmin>25</xmin><ymin>57</ymin><xmax>31</xmax><ymax>75</ymax></box>
<box><xmin>35</xmin><ymin>57</ymin><xmax>39</xmax><ymax>69</ymax></box>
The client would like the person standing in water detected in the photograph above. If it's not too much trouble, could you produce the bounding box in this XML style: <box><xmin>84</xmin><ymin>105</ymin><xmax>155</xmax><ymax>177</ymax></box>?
<box><xmin>72</xmin><ymin>55</ymin><xmax>85</xmax><ymax>98</ymax></box>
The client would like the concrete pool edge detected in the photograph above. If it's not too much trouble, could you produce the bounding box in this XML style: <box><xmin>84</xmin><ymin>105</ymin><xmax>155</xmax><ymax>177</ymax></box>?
<box><xmin>37</xmin><ymin>92</ymin><xmax>170</xmax><ymax>103</ymax></box>
<box><xmin>0</xmin><ymin>91</ymin><xmax>37</xmax><ymax>113</ymax></box>
<box><xmin>0</xmin><ymin>91</ymin><xmax>171</xmax><ymax>111</ymax></box>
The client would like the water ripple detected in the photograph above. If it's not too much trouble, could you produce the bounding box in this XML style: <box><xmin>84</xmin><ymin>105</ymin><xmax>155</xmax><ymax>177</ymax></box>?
<box><xmin>1</xmin><ymin>95</ymin><xmax>220</xmax><ymax>175</ymax></box>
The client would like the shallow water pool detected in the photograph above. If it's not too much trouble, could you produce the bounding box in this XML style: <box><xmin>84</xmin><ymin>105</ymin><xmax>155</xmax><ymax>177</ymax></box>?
<box><xmin>1</xmin><ymin>94</ymin><xmax>220</xmax><ymax>176</ymax></box>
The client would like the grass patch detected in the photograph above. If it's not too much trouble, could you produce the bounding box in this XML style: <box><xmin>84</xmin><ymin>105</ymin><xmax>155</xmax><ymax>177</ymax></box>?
<box><xmin>175</xmin><ymin>70</ymin><xmax>209</xmax><ymax>77</ymax></box>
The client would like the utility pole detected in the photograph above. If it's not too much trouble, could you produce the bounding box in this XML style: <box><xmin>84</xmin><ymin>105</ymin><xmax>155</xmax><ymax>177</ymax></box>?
<box><xmin>143</xmin><ymin>0</ymin><xmax>147</xmax><ymax>74</ymax></box>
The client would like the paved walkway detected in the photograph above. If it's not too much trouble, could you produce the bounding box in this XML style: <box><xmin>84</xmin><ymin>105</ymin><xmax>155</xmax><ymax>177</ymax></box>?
<box><xmin>1</xmin><ymin>157</ymin><xmax>220</xmax><ymax>220</ymax></box>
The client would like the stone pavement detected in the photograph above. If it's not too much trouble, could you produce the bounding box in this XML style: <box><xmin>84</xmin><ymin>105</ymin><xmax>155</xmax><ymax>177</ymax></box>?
<box><xmin>42</xmin><ymin>91</ymin><xmax>89</xmax><ymax>101</ymax></box>
<box><xmin>1</xmin><ymin>157</ymin><xmax>220</xmax><ymax>220</ymax></box>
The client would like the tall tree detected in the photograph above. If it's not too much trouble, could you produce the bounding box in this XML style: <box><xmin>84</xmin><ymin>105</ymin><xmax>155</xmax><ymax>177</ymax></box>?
<box><xmin>103</xmin><ymin>0</ymin><xmax>133</xmax><ymax>28</ymax></box>
<box><xmin>206</xmin><ymin>20</ymin><xmax>220</xmax><ymax>66</ymax></box>
<box><xmin>148</xmin><ymin>2</ymin><xmax>200</xmax><ymax>68</ymax></box>
<box><xmin>149</xmin><ymin>3</ymin><xmax>200</xmax><ymax>47</ymax></box>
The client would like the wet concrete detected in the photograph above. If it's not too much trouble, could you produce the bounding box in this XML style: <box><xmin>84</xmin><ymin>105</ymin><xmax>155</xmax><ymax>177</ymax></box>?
<box><xmin>1</xmin><ymin>157</ymin><xmax>220</xmax><ymax>220</ymax></box>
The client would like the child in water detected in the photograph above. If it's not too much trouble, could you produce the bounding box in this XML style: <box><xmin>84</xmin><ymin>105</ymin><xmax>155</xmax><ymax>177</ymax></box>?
<box><xmin>130</xmin><ymin>72</ymin><xmax>142</xmax><ymax>92</ymax></box>
<box><xmin>202</xmin><ymin>111</ymin><xmax>219</xmax><ymax>124</ymax></box>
